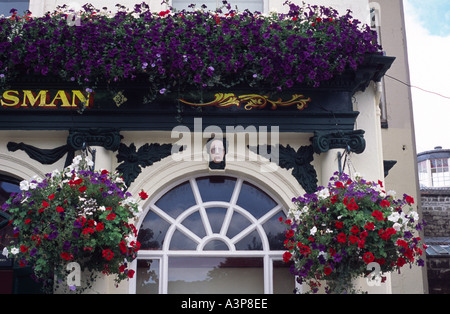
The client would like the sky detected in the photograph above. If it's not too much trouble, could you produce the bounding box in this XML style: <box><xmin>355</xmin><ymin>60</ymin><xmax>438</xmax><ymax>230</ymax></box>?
<box><xmin>402</xmin><ymin>0</ymin><xmax>450</xmax><ymax>153</ymax></box>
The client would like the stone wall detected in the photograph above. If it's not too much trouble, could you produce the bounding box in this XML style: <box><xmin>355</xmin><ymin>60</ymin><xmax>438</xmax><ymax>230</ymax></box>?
<box><xmin>420</xmin><ymin>188</ymin><xmax>450</xmax><ymax>237</ymax></box>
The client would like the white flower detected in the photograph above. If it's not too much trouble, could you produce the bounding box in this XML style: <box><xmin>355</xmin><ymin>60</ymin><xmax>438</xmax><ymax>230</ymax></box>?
<box><xmin>2</xmin><ymin>247</ymin><xmax>8</xmax><ymax>257</ymax></box>
<box><xmin>31</xmin><ymin>175</ymin><xmax>42</xmax><ymax>183</ymax></box>
<box><xmin>288</xmin><ymin>208</ymin><xmax>301</xmax><ymax>221</ymax></box>
<box><xmin>310</xmin><ymin>226</ymin><xmax>317</xmax><ymax>236</ymax></box>
<box><xmin>29</xmin><ymin>182</ymin><xmax>38</xmax><ymax>190</ymax></box>
<box><xmin>133</xmin><ymin>206</ymin><xmax>143</xmax><ymax>218</ymax></box>
<box><xmin>10</xmin><ymin>247</ymin><xmax>19</xmax><ymax>255</ymax></box>
<box><xmin>387</xmin><ymin>190</ymin><xmax>397</xmax><ymax>198</ymax></box>
<box><xmin>388</xmin><ymin>212</ymin><xmax>400</xmax><ymax>223</ymax></box>
<box><xmin>325</xmin><ymin>228</ymin><xmax>333</xmax><ymax>233</ymax></box>
<box><xmin>317</xmin><ymin>188</ymin><xmax>330</xmax><ymax>200</ymax></box>
<box><xmin>123</xmin><ymin>197</ymin><xmax>137</xmax><ymax>205</ymax></box>
<box><xmin>126</xmin><ymin>234</ymin><xmax>138</xmax><ymax>247</ymax></box>
<box><xmin>51</xmin><ymin>169</ymin><xmax>61</xmax><ymax>178</ymax></box>
<box><xmin>393</xmin><ymin>222</ymin><xmax>402</xmax><ymax>231</ymax></box>
<box><xmin>301</xmin><ymin>206</ymin><xmax>309</xmax><ymax>215</ymax></box>
<box><xmin>410</xmin><ymin>211</ymin><xmax>419</xmax><ymax>222</ymax></box>
<box><xmin>19</xmin><ymin>180</ymin><xmax>29</xmax><ymax>191</ymax></box>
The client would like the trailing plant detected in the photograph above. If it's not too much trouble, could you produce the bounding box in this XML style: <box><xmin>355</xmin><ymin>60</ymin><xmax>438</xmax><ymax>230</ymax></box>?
<box><xmin>281</xmin><ymin>172</ymin><xmax>426</xmax><ymax>294</ymax></box>
<box><xmin>1</xmin><ymin>155</ymin><xmax>147</xmax><ymax>293</ymax></box>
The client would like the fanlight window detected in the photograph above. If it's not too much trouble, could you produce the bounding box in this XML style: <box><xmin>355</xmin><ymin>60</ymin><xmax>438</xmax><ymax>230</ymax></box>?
<box><xmin>135</xmin><ymin>175</ymin><xmax>294</xmax><ymax>294</ymax></box>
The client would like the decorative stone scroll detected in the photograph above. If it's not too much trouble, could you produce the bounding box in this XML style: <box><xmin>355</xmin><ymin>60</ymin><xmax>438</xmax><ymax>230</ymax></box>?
<box><xmin>67</xmin><ymin>128</ymin><xmax>122</xmax><ymax>151</ymax></box>
<box><xmin>311</xmin><ymin>130</ymin><xmax>366</xmax><ymax>154</ymax></box>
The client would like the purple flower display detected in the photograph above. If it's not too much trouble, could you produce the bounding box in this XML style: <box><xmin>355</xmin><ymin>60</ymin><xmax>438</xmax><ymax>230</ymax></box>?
<box><xmin>0</xmin><ymin>1</ymin><xmax>381</xmax><ymax>96</ymax></box>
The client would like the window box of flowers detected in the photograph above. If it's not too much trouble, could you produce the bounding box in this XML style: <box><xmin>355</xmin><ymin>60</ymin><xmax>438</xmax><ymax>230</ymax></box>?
<box><xmin>1</xmin><ymin>155</ymin><xmax>147</xmax><ymax>293</ymax></box>
<box><xmin>281</xmin><ymin>172</ymin><xmax>426</xmax><ymax>294</ymax></box>
<box><xmin>0</xmin><ymin>1</ymin><xmax>393</xmax><ymax>110</ymax></box>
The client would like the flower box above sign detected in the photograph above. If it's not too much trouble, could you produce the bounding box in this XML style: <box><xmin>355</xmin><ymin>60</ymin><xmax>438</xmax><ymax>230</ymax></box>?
<box><xmin>0</xmin><ymin>89</ymin><xmax>93</xmax><ymax>109</ymax></box>
<box><xmin>0</xmin><ymin>1</ymin><xmax>384</xmax><ymax>100</ymax></box>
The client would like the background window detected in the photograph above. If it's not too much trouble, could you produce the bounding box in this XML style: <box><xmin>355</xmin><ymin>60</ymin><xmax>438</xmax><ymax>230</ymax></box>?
<box><xmin>171</xmin><ymin>0</ymin><xmax>263</xmax><ymax>13</ymax></box>
<box><xmin>0</xmin><ymin>0</ymin><xmax>29</xmax><ymax>15</ymax></box>
<box><xmin>431</xmin><ymin>158</ymin><xmax>450</xmax><ymax>187</ymax></box>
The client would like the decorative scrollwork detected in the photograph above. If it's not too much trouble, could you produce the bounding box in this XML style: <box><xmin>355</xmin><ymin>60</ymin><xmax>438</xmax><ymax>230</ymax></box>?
<box><xmin>248</xmin><ymin>144</ymin><xmax>318</xmax><ymax>194</ymax></box>
<box><xmin>179</xmin><ymin>93</ymin><xmax>311</xmax><ymax>111</ymax></box>
<box><xmin>113</xmin><ymin>91</ymin><xmax>128</xmax><ymax>107</ymax></box>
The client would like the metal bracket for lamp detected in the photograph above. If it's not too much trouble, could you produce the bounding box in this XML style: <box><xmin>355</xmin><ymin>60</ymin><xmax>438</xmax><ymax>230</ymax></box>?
<box><xmin>81</xmin><ymin>142</ymin><xmax>96</xmax><ymax>171</ymax></box>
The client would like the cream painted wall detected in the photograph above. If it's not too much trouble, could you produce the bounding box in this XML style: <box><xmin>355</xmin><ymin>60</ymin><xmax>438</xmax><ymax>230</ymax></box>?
<box><xmin>30</xmin><ymin>0</ymin><xmax>372</xmax><ymax>20</ymax></box>
<box><xmin>375</xmin><ymin>0</ymin><xmax>428</xmax><ymax>294</ymax></box>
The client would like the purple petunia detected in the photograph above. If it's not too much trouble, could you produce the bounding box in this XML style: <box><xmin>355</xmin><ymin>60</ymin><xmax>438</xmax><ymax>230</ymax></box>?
<box><xmin>0</xmin><ymin>1</ymin><xmax>381</xmax><ymax>95</ymax></box>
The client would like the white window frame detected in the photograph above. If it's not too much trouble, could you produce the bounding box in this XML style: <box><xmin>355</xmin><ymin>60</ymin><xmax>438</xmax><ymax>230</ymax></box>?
<box><xmin>131</xmin><ymin>175</ymin><xmax>296</xmax><ymax>294</ymax></box>
<box><xmin>170</xmin><ymin>0</ymin><xmax>268</xmax><ymax>13</ymax></box>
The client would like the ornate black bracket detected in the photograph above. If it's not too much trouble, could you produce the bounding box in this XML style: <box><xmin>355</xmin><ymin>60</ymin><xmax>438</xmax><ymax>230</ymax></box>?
<box><xmin>248</xmin><ymin>144</ymin><xmax>318</xmax><ymax>194</ymax></box>
<box><xmin>383</xmin><ymin>160</ymin><xmax>397</xmax><ymax>177</ymax></box>
<box><xmin>7</xmin><ymin>128</ymin><xmax>122</xmax><ymax>167</ymax></box>
<box><xmin>116</xmin><ymin>143</ymin><xmax>176</xmax><ymax>187</ymax></box>
<box><xmin>311</xmin><ymin>130</ymin><xmax>366</xmax><ymax>154</ymax></box>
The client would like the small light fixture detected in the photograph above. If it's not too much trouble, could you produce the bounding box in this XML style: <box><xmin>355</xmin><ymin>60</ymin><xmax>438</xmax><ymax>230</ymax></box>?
<box><xmin>209</xmin><ymin>139</ymin><xmax>225</xmax><ymax>163</ymax></box>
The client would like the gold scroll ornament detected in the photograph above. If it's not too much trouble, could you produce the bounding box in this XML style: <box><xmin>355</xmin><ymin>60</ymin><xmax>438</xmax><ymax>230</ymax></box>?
<box><xmin>178</xmin><ymin>93</ymin><xmax>311</xmax><ymax>110</ymax></box>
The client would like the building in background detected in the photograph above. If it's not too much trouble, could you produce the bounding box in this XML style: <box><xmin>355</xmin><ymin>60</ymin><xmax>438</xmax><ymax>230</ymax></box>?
<box><xmin>417</xmin><ymin>146</ymin><xmax>450</xmax><ymax>294</ymax></box>
<box><xmin>371</xmin><ymin>0</ymin><xmax>428</xmax><ymax>293</ymax></box>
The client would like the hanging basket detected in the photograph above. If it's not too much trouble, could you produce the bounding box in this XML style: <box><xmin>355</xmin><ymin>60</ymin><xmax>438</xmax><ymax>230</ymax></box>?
<box><xmin>281</xmin><ymin>172</ymin><xmax>426</xmax><ymax>294</ymax></box>
<box><xmin>1</xmin><ymin>155</ymin><xmax>148</xmax><ymax>293</ymax></box>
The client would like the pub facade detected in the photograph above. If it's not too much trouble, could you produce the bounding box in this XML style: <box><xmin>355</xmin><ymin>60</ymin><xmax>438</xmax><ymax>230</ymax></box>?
<box><xmin>0</xmin><ymin>0</ymin><xmax>427</xmax><ymax>294</ymax></box>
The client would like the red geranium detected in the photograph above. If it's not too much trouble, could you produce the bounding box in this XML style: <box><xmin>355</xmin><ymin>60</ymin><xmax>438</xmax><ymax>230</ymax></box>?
<box><xmin>371</xmin><ymin>210</ymin><xmax>384</xmax><ymax>221</ymax></box>
<box><xmin>363</xmin><ymin>252</ymin><xmax>375</xmax><ymax>264</ymax></box>
<box><xmin>139</xmin><ymin>190</ymin><xmax>149</xmax><ymax>200</ymax></box>
<box><xmin>102</xmin><ymin>249</ymin><xmax>114</xmax><ymax>261</ymax></box>
<box><xmin>106</xmin><ymin>212</ymin><xmax>116</xmax><ymax>221</ymax></box>
<box><xmin>337</xmin><ymin>233</ymin><xmax>346</xmax><ymax>243</ymax></box>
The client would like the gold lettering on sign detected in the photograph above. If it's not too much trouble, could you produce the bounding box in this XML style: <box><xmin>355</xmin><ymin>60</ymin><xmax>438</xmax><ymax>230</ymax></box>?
<box><xmin>0</xmin><ymin>90</ymin><xmax>93</xmax><ymax>109</ymax></box>
<box><xmin>22</xmin><ymin>90</ymin><xmax>51</xmax><ymax>107</ymax></box>
<box><xmin>1</xmin><ymin>90</ymin><xmax>20</xmax><ymax>107</ymax></box>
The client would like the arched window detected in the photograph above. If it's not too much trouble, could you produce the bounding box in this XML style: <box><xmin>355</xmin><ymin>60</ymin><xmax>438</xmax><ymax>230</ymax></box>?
<box><xmin>134</xmin><ymin>175</ymin><xmax>294</xmax><ymax>294</ymax></box>
<box><xmin>0</xmin><ymin>174</ymin><xmax>21</xmax><ymax>251</ymax></box>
